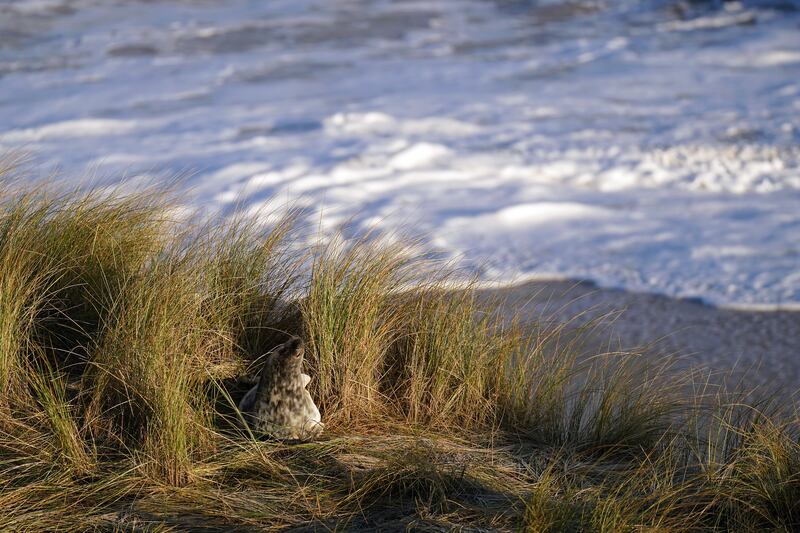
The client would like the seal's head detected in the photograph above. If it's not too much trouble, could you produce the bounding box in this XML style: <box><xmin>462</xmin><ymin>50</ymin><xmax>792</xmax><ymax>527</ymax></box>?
<box><xmin>264</xmin><ymin>336</ymin><xmax>304</xmax><ymax>378</ymax></box>
<box><xmin>281</xmin><ymin>336</ymin><xmax>304</xmax><ymax>359</ymax></box>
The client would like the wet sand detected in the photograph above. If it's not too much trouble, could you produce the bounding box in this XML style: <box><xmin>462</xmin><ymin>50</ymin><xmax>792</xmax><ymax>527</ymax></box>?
<box><xmin>480</xmin><ymin>280</ymin><xmax>800</xmax><ymax>392</ymax></box>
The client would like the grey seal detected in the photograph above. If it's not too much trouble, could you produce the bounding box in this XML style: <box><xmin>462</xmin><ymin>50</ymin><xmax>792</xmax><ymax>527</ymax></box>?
<box><xmin>237</xmin><ymin>336</ymin><xmax>323</xmax><ymax>440</ymax></box>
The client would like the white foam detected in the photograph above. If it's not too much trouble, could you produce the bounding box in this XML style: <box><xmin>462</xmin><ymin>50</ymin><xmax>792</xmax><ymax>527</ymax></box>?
<box><xmin>465</xmin><ymin>202</ymin><xmax>610</xmax><ymax>227</ymax></box>
<box><xmin>730</xmin><ymin>50</ymin><xmax>800</xmax><ymax>68</ymax></box>
<box><xmin>657</xmin><ymin>11</ymin><xmax>758</xmax><ymax>32</ymax></box>
<box><xmin>3</xmin><ymin>0</ymin><xmax>67</xmax><ymax>15</ymax></box>
<box><xmin>389</xmin><ymin>143</ymin><xmax>452</xmax><ymax>170</ymax></box>
<box><xmin>1</xmin><ymin>119</ymin><xmax>142</xmax><ymax>142</ymax></box>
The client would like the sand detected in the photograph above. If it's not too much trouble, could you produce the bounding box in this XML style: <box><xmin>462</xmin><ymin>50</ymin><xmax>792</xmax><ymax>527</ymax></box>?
<box><xmin>480</xmin><ymin>280</ymin><xmax>800</xmax><ymax>392</ymax></box>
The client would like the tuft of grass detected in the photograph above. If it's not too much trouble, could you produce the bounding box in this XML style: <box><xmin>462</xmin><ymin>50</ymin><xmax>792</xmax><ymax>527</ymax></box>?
<box><xmin>86</xmin><ymin>257</ymin><xmax>216</xmax><ymax>485</ymax></box>
<box><xmin>301</xmin><ymin>237</ymin><xmax>417</xmax><ymax>425</ymax></box>
<box><xmin>387</xmin><ymin>282</ymin><xmax>535</xmax><ymax>432</ymax></box>
<box><xmin>27</xmin><ymin>358</ymin><xmax>95</xmax><ymax>474</ymax></box>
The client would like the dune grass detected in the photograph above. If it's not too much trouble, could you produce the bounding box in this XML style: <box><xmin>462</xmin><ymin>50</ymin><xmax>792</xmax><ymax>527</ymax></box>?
<box><xmin>0</xmin><ymin>163</ymin><xmax>798</xmax><ymax>531</ymax></box>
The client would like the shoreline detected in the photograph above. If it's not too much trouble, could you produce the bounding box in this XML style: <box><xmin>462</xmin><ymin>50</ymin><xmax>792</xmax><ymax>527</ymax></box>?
<box><xmin>478</xmin><ymin>279</ymin><xmax>800</xmax><ymax>391</ymax></box>
<box><xmin>473</xmin><ymin>275</ymin><xmax>800</xmax><ymax>312</ymax></box>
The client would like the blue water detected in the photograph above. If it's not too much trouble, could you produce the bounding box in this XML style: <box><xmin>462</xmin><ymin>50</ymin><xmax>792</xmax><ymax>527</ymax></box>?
<box><xmin>1</xmin><ymin>0</ymin><xmax>799</xmax><ymax>307</ymax></box>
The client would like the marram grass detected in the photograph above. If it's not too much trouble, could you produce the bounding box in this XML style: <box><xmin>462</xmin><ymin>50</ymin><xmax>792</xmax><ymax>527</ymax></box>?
<box><xmin>0</xmin><ymin>163</ymin><xmax>798</xmax><ymax>531</ymax></box>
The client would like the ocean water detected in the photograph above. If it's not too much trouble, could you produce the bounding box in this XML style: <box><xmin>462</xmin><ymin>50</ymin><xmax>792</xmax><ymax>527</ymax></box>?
<box><xmin>1</xmin><ymin>0</ymin><xmax>798</xmax><ymax>308</ymax></box>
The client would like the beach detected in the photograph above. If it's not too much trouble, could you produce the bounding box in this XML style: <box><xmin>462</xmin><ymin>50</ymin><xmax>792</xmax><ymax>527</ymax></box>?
<box><xmin>482</xmin><ymin>280</ymin><xmax>800</xmax><ymax>391</ymax></box>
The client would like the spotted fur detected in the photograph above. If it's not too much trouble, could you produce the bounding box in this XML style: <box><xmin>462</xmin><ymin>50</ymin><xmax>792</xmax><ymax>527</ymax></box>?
<box><xmin>238</xmin><ymin>336</ymin><xmax>323</xmax><ymax>440</ymax></box>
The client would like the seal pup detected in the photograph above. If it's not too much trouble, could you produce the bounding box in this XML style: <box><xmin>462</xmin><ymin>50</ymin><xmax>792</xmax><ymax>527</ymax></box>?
<box><xmin>238</xmin><ymin>336</ymin><xmax>323</xmax><ymax>440</ymax></box>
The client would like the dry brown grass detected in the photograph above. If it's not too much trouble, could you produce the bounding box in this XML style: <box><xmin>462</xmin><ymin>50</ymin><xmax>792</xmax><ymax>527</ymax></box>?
<box><xmin>1</xmin><ymin>160</ymin><xmax>798</xmax><ymax>532</ymax></box>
